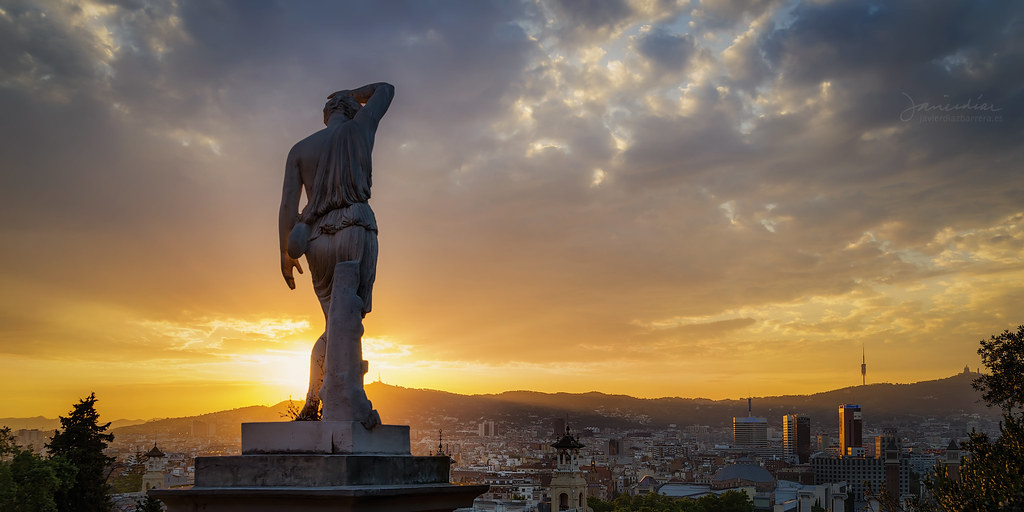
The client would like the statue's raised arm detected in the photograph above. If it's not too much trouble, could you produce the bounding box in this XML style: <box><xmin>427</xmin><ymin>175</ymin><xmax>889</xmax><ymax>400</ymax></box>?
<box><xmin>328</xmin><ymin>82</ymin><xmax>394</xmax><ymax>130</ymax></box>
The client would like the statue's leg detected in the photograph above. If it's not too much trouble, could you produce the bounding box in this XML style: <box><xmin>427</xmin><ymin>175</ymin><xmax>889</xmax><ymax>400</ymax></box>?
<box><xmin>304</xmin><ymin>216</ymin><xmax>380</xmax><ymax>427</ymax></box>
<box><xmin>298</xmin><ymin>234</ymin><xmax>335</xmax><ymax>422</ymax></box>
<box><xmin>295</xmin><ymin>332</ymin><xmax>326</xmax><ymax>421</ymax></box>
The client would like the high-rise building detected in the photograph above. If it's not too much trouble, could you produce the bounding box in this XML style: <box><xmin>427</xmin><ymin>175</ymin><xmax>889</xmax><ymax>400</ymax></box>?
<box><xmin>783</xmin><ymin>414</ymin><xmax>812</xmax><ymax>463</ymax></box>
<box><xmin>874</xmin><ymin>427</ymin><xmax>900</xmax><ymax>458</ymax></box>
<box><xmin>733</xmin><ymin>417</ymin><xmax>768</xmax><ymax>448</ymax></box>
<box><xmin>839</xmin><ymin>404</ymin><xmax>863</xmax><ymax>457</ymax></box>
<box><xmin>478</xmin><ymin>420</ymin><xmax>495</xmax><ymax>437</ymax></box>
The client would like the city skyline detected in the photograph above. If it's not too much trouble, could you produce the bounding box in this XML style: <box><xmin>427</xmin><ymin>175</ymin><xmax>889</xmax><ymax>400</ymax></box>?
<box><xmin>1</xmin><ymin>0</ymin><xmax>1021</xmax><ymax>419</ymax></box>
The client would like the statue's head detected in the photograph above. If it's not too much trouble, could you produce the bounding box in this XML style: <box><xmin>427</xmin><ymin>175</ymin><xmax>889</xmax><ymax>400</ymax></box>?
<box><xmin>323</xmin><ymin>95</ymin><xmax>362</xmax><ymax>125</ymax></box>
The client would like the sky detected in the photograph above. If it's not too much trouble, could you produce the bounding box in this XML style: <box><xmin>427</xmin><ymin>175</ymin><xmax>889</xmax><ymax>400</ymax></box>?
<box><xmin>0</xmin><ymin>0</ymin><xmax>1021</xmax><ymax>420</ymax></box>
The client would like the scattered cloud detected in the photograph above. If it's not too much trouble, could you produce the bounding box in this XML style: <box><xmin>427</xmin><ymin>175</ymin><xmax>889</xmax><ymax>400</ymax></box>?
<box><xmin>1</xmin><ymin>0</ymin><xmax>1022</xmax><ymax>416</ymax></box>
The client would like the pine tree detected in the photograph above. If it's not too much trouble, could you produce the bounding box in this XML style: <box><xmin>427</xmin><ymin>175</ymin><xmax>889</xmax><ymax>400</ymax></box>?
<box><xmin>46</xmin><ymin>392</ymin><xmax>115</xmax><ymax>512</ymax></box>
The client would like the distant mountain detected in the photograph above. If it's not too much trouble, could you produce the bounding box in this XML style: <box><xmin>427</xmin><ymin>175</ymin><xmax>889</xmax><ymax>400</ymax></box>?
<box><xmin>364</xmin><ymin>370</ymin><xmax>998</xmax><ymax>431</ymax></box>
<box><xmin>0</xmin><ymin>416</ymin><xmax>148</xmax><ymax>431</ymax></box>
<box><xmin>109</xmin><ymin>403</ymin><xmax>300</xmax><ymax>438</ymax></box>
<box><xmin>2</xmin><ymin>371</ymin><xmax>998</xmax><ymax>441</ymax></box>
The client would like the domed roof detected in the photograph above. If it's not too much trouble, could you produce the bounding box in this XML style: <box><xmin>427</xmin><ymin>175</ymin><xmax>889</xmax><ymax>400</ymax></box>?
<box><xmin>712</xmin><ymin>463</ymin><xmax>773</xmax><ymax>484</ymax></box>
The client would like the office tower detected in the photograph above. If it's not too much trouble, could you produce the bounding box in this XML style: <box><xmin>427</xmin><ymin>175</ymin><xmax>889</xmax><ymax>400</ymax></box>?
<box><xmin>733</xmin><ymin>416</ymin><xmax>768</xmax><ymax>448</ymax></box>
<box><xmin>839</xmin><ymin>404</ymin><xmax>863</xmax><ymax>457</ymax></box>
<box><xmin>874</xmin><ymin>427</ymin><xmax>899</xmax><ymax>458</ymax></box>
<box><xmin>478</xmin><ymin>420</ymin><xmax>495</xmax><ymax>437</ymax></box>
<box><xmin>784</xmin><ymin>414</ymin><xmax>812</xmax><ymax>463</ymax></box>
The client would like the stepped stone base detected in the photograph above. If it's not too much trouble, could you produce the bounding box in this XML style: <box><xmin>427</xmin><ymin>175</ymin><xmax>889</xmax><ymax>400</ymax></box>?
<box><xmin>242</xmin><ymin>421</ymin><xmax>410</xmax><ymax>455</ymax></box>
<box><xmin>150</xmin><ymin>483</ymin><xmax>490</xmax><ymax>512</ymax></box>
<box><xmin>149</xmin><ymin>421</ymin><xmax>488</xmax><ymax>512</ymax></box>
<box><xmin>196</xmin><ymin>454</ymin><xmax>451</xmax><ymax>487</ymax></box>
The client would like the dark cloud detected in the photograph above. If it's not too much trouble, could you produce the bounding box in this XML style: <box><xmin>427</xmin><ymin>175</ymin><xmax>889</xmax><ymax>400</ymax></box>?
<box><xmin>636</xmin><ymin>28</ymin><xmax>700</xmax><ymax>74</ymax></box>
<box><xmin>692</xmin><ymin>0</ymin><xmax>779</xmax><ymax>28</ymax></box>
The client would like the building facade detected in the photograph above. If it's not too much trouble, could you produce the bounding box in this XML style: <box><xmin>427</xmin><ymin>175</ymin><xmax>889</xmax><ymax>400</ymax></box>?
<box><xmin>783</xmin><ymin>414</ymin><xmax>811</xmax><ymax>463</ymax></box>
<box><xmin>838</xmin><ymin>404</ymin><xmax>863</xmax><ymax>457</ymax></box>
<box><xmin>733</xmin><ymin>417</ymin><xmax>768</xmax><ymax>448</ymax></box>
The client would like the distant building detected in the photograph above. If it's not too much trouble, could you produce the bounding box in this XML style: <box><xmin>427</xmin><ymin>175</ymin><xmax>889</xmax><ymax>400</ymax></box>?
<box><xmin>13</xmin><ymin>429</ymin><xmax>48</xmax><ymax>455</ymax></box>
<box><xmin>552</xmin><ymin>418</ymin><xmax>566</xmax><ymax>439</ymax></box>
<box><xmin>944</xmin><ymin>439</ymin><xmax>961</xmax><ymax>482</ymax></box>
<box><xmin>607</xmin><ymin>438</ymin><xmax>620</xmax><ymax>456</ymax></box>
<box><xmin>838</xmin><ymin>404</ymin><xmax>863</xmax><ymax>457</ymax></box>
<box><xmin>817</xmin><ymin>434</ymin><xmax>833</xmax><ymax>454</ymax></box>
<box><xmin>874</xmin><ymin>427</ymin><xmax>900</xmax><ymax>458</ymax></box>
<box><xmin>733</xmin><ymin>417</ymin><xmax>768</xmax><ymax>448</ymax></box>
<box><xmin>479</xmin><ymin>420</ymin><xmax>495</xmax><ymax>437</ymax></box>
<box><xmin>550</xmin><ymin>427</ymin><xmax>588</xmax><ymax>512</ymax></box>
<box><xmin>141</xmin><ymin>443</ymin><xmax>167</xmax><ymax>492</ymax></box>
<box><xmin>711</xmin><ymin>463</ymin><xmax>775</xmax><ymax>493</ymax></box>
<box><xmin>783</xmin><ymin>414</ymin><xmax>811</xmax><ymax>463</ymax></box>
<box><xmin>812</xmin><ymin>453</ymin><xmax>910</xmax><ymax>503</ymax></box>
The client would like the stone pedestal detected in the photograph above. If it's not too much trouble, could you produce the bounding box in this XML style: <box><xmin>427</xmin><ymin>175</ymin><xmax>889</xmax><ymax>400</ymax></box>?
<box><xmin>150</xmin><ymin>421</ymin><xmax>487</xmax><ymax>512</ymax></box>
<box><xmin>241</xmin><ymin>421</ymin><xmax>410</xmax><ymax>455</ymax></box>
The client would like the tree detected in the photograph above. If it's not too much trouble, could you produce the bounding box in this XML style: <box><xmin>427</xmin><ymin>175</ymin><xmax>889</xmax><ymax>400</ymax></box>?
<box><xmin>692</xmin><ymin>491</ymin><xmax>755</xmax><ymax>512</ymax></box>
<box><xmin>973</xmin><ymin>325</ymin><xmax>1024</xmax><ymax>414</ymax></box>
<box><xmin>46</xmin><ymin>393</ymin><xmax>115</xmax><ymax>512</ymax></box>
<box><xmin>134</xmin><ymin>495</ymin><xmax>164</xmax><ymax>512</ymax></box>
<box><xmin>925</xmin><ymin>325</ymin><xmax>1024</xmax><ymax>511</ymax></box>
<box><xmin>0</xmin><ymin>426</ymin><xmax>76</xmax><ymax>512</ymax></box>
<box><xmin>589</xmin><ymin>495</ymin><xmax>615</xmax><ymax>512</ymax></box>
<box><xmin>589</xmin><ymin>490</ymin><xmax>753</xmax><ymax>512</ymax></box>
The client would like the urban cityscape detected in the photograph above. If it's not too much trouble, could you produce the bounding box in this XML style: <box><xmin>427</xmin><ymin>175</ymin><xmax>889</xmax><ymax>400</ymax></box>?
<box><xmin>4</xmin><ymin>366</ymin><xmax>1001</xmax><ymax>512</ymax></box>
<box><xmin>1</xmin><ymin>0</ymin><xmax>1021</xmax><ymax>511</ymax></box>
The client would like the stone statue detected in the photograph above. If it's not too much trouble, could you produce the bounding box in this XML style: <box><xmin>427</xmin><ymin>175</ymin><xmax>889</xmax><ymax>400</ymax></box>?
<box><xmin>278</xmin><ymin>82</ymin><xmax>395</xmax><ymax>424</ymax></box>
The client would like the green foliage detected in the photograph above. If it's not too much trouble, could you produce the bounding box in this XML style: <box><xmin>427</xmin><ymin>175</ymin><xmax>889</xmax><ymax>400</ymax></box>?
<box><xmin>1</xmin><ymin>426</ymin><xmax>17</xmax><ymax>459</ymax></box>
<box><xmin>924</xmin><ymin>326</ymin><xmax>1024</xmax><ymax>511</ymax></box>
<box><xmin>927</xmin><ymin>414</ymin><xmax>1024</xmax><ymax>511</ymax></box>
<box><xmin>811</xmin><ymin>498</ymin><xmax>826</xmax><ymax>512</ymax></box>
<box><xmin>695</xmin><ymin>491</ymin><xmax>754</xmax><ymax>512</ymax></box>
<box><xmin>590</xmin><ymin>495</ymin><xmax>615</xmax><ymax>512</ymax></box>
<box><xmin>589</xmin><ymin>490</ymin><xmax>753</xmax><ymax>512</ymax></box>
<box><xmin>973</xmin><ymin>325</ymin><xmax>1024</xmax><ymax>414</ymax></box>
<box><xmin>109</xmin><ymin>454</ymin><xmax>145</xmax><ymax>494</ymax></box>
<box><xmin>0</xmin><ymin>427</ymin><xmax>76</xmax><ymax>512</ymax></box>
<box><xmin>134</xmin><ymin>495</ymin><xmax>164</xmax><ymax>512</ymax></box>
<box><xmin>46</xmin><ymin>392</ymin><xmax>115</xmax><ymax>512</ymax></box>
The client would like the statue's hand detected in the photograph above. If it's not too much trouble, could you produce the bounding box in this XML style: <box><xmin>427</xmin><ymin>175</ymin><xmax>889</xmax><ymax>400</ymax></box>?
<box><xmin>281</xmin><ymin>252</ymin><xmax>303</xmax><ymax>290</ymax></box>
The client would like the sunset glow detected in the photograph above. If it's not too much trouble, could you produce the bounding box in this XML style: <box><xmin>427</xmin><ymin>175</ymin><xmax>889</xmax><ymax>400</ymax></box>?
<box><xmin>1</xmin><ymin>0</ymin><xmax>1021</xmax><ymax>420</ymax></box>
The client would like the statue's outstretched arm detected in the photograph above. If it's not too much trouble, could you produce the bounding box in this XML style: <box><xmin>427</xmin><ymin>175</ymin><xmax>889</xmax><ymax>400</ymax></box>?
<box><xmin>278</xmin><ymin>147</ymin><xmax>304</xmax><ymax>289</ymax></box>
